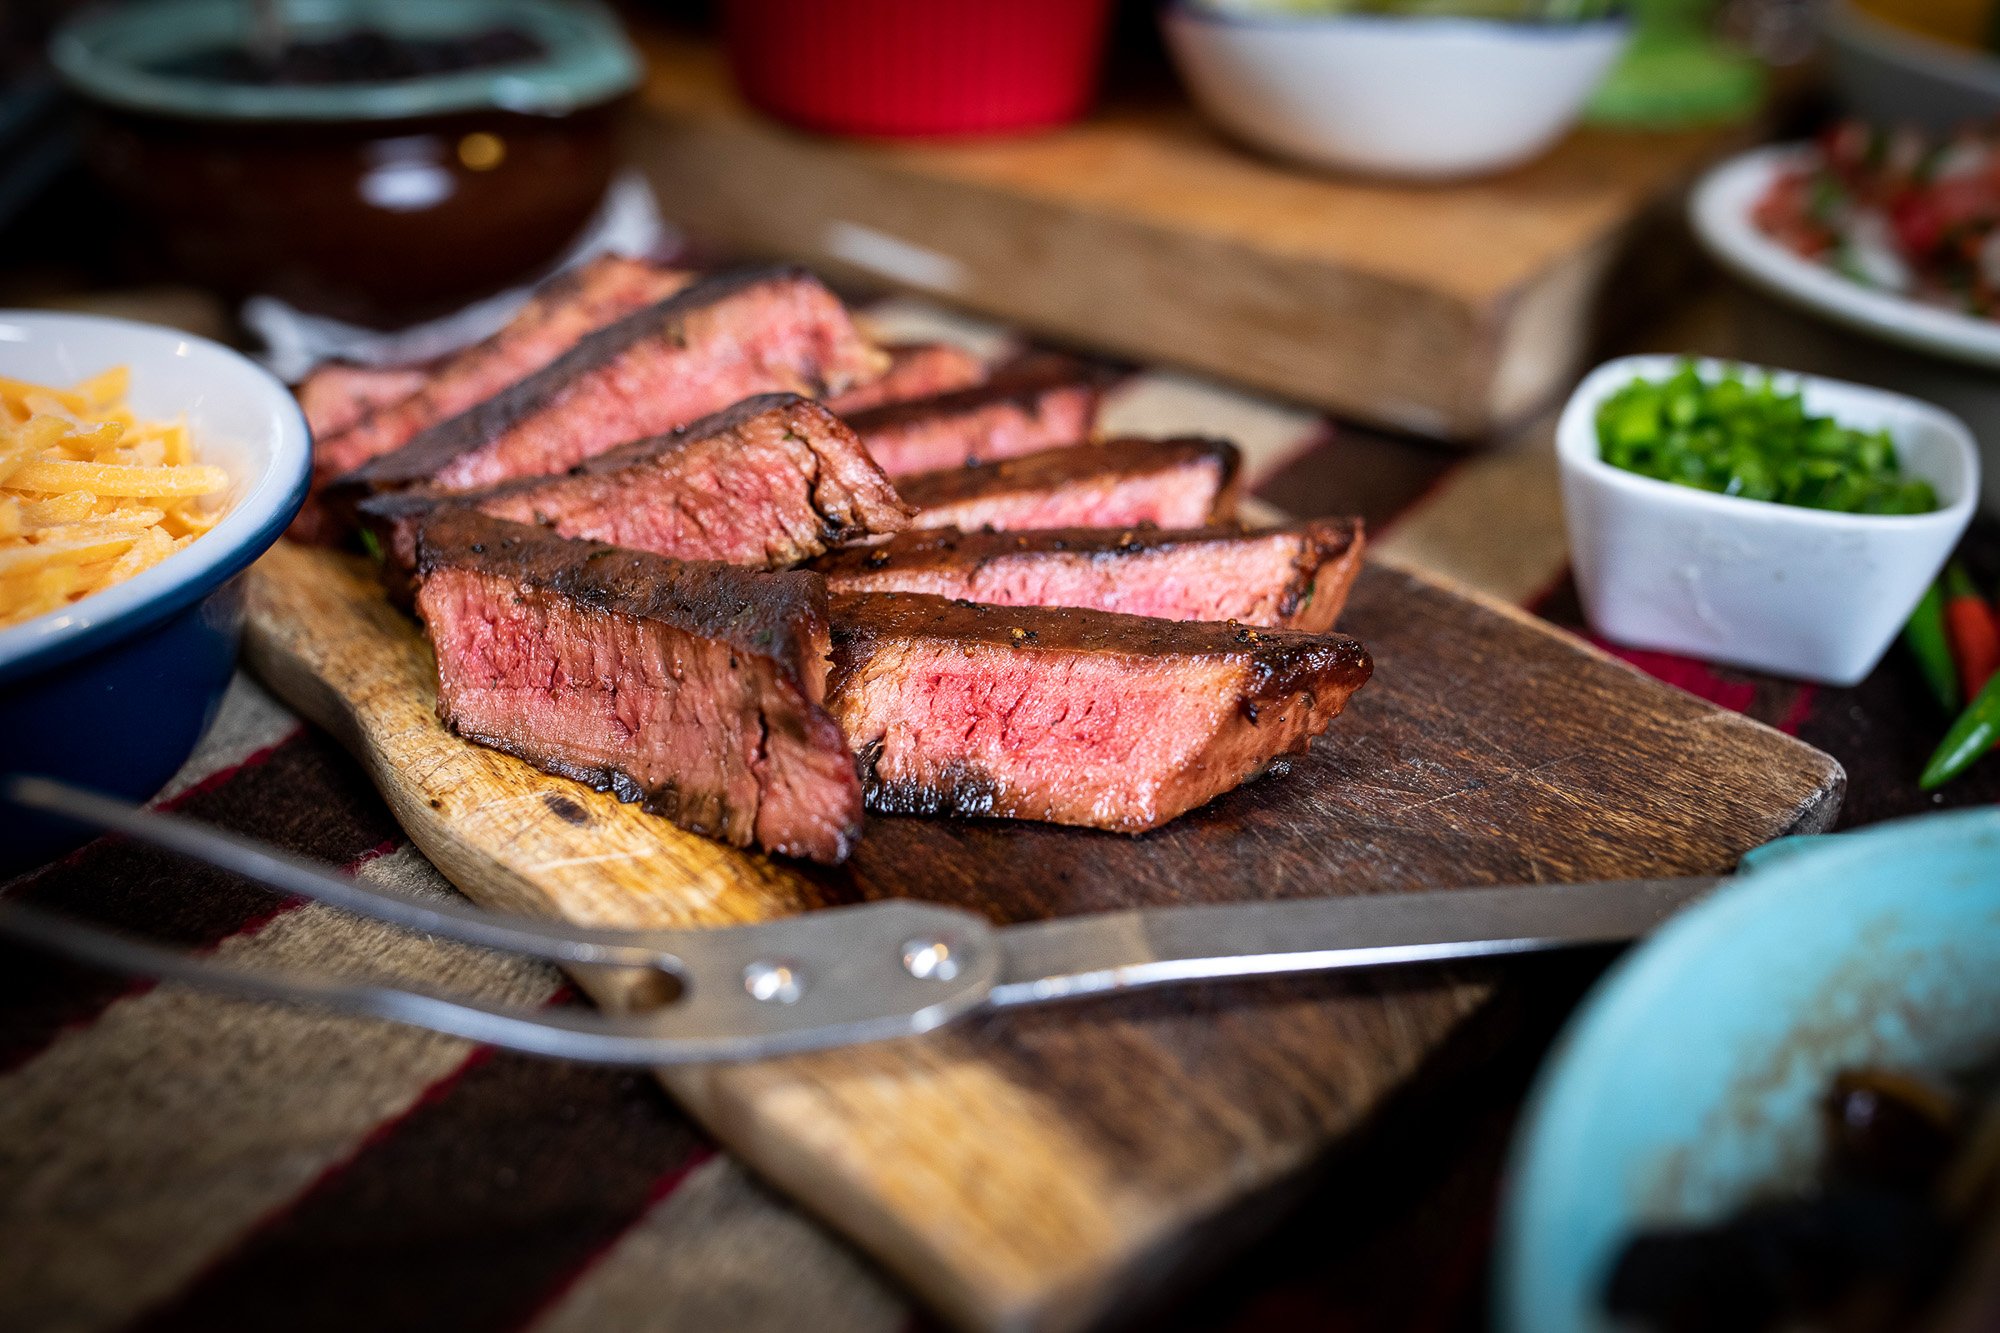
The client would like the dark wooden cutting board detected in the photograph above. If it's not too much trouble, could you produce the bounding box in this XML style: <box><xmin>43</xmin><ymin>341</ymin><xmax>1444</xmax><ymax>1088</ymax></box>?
<box><xmin>245</xmin><ymin>540</ymin><xmax>1842</xmax><ymax>1333</ymax></box>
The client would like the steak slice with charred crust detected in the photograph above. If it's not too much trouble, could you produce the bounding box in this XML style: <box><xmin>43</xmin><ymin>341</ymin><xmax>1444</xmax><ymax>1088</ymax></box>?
<box><xmin>824</xmin><ymin>342</ymin><xmax>988</xmax><ymax>415</ymax></box>
<box><xmin>293</xmin><ymin>257</ymin><xmax>692</xmax><ymax>545</ymax></box>
<box><xmin>414</xmin><ymin>511</ymin><xmax>863</xmax><ymax>863</ymax></box>
<box><xmin>298</xmin><ymin>362</ymin><xmax>433</xmax><ymax>440</ymax></box>
<box><xmin>334</xmin><ymin>266</ymin><xmax>887</xmax><ymax>504</ymax></box>
<box><xmin>814</xmin><ymin>519</ymin><xmax>1364</xmax><ymax>631</ymax></box>
<box><xmin>841</xmin><ymin>354</ymin><xmax>1104</xmax><ymax>477</ymax></box>
<box><xmin>314</xmin><ymin>256</ymin><xmax>692</xmax><ymax>479</ymax></box>
<box><xmin>360</xmin><ymin>394</ymin><xmax>911</xmax><ymax>603</ymax></box>
<box><xmin>826</xmin><ymin>592</ymin><xmax>1372</xmax><ymax>833</ymax></box>
<box><xmin>897</xmin><ymin>437</ymin><xmax>1241</xmax><ymax>533</ymax></box>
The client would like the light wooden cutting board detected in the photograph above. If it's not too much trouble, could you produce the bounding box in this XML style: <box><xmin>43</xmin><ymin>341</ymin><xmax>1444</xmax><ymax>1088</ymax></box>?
<box><xmin>244</xmin><ymin>539</ymin><xmax>1841</xmax><ymax>1333</ymax></box>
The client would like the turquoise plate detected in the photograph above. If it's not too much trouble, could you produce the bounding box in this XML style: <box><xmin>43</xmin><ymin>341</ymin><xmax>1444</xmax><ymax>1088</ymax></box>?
<box><xmin>1498</xmin><ymin>806</ymin><xmax>2000</xmax><ymax>1332</ymax></box>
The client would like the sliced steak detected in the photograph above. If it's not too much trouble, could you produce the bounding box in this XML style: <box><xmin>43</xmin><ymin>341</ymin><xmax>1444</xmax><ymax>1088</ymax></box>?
<box><xmin>361</xmin><ymin>393</ymin><xmax>910</xmax><ymax>602</ymax></box>
<box><xmin>290</xmin><ymin>257</ymin><xmax>692</xmax><ymax>544</ymax></box>
<box><xmin>314</xmin><ymin>255</ymin><xmax>692</xmax><ymax>480</ymax></box>
<box><xmin>842</xmin><ymin>354</ymin><xmax>1103</xmax><ymax>477</ymax></box>
<box><xmin>827</xmin><ymin>593</ymin><xmax>1371</xmax><ymax>832</ymax></box>
<box><xmin>814</xmin><ymin>519</ymin><xmax>1364</xmax><ymax>631</ymax></box>
<box><xmin>297</xmin><ymin>362</ymin><xmax>432</xmax><ymax>440</ymax></box>
<box><xmin>336</xmin><ymin>266</ymin><xmax>887</xmax><ymax>502</ymax></box>
<box><xmin>897</xmin><ymin>437</ymin><xmax>1241</xmax><ymax>533</ymax></box>
<box><xmin>414</xmin><ymin>511</ymin><xmax>863</xmax><ymax>863</ymax></box>
<box><xmin>824</xmin><ymin>342</ymin><xmax>987</xmax><ymax>415</ymax></box>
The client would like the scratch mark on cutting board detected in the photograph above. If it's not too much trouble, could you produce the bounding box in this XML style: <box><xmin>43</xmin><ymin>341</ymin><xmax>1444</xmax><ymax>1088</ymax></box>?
<box><xmin>1387</xmin><ymin>753</ymin><xmax>1588</xmax><ymax>816</ymax></box>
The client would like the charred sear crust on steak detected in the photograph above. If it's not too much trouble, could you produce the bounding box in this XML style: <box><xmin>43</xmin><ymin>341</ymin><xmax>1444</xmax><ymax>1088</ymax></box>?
<box><xmin>413</xmin><ymin>511</ymin><xmax>864</xmax><ymax>863</ymax></box>
<box><xmin>896</xmin><ymin>437</ymin><xmax>1241</xmax><ymax>533</ymax></box>
<box><xmin>824</xmin><ymin>342</ymin><xmax>988</xmax><ymax>415</ymax></box>
<box><xmin>813</xmin><ymin>519</ymin><xmax>1365</xmax><ymax>631</ymax></box>
<box><xmin>825</xmin><ymin>592</ymin><xmax>1372</xmax><ymax>833</ymax></box>
<box><xmin>842</xmin><ymin>353</ymin><xmax>1106</xmax><ymax>477</ymax></box>
<box><xmin>360</xmin><ymin>393</ymin><xmax>911</xmax><ymax>603</ymax></box>
<box><xmin>335</xmin><ymin>266</ymin><xmax>888</xmax><ymax>503</ymax></box>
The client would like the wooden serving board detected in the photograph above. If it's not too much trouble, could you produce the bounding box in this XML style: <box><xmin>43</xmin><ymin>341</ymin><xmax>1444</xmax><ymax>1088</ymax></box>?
<box><xmin>245</xmin><ymin>539</ymin><xmax>1842</xmax><ymax>1333</ymax></box>
<box><xmin>626</xmin><ymin>33</ymin><xmax>1760</xmax><ymax>443</ymax></box>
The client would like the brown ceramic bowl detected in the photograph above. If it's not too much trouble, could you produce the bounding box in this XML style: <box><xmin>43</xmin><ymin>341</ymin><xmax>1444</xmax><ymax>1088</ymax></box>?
<box><xmin>51</xmin><ymin>0</ymin><xmax>641</xmax><ymax>327</ymax></box>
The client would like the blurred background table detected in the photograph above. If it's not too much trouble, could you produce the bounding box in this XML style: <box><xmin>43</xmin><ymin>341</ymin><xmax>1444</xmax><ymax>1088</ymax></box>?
<box><xmin>627</xmin><ymin>32</ymin><xmax>1761</xmax><ymax>442</ymax></box>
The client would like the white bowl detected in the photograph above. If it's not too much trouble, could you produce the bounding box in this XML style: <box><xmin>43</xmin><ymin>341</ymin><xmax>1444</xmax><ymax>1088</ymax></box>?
<box><xmin>1161</xmin><ymin>4</ymin><xmax>1629</xmax><ymax>180</ymax></box>
<box><xmin>1557</xmin><ymin>355</ymin><xmax>1978</xmax><ymax>686</ymax></box>
<box><xmin>0</xmin><ymin>312</ymin><xmax>310</xmax><ymax>676</ymax></box>
<box><xmin>0</xmin><ymin>312</ymin><xmax>308</xmax><ymax>870</ymax></box>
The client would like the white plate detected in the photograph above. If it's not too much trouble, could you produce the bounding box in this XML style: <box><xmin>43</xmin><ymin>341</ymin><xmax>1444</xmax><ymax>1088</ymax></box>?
<box><xmin>1690</xmin><ymin>143</ymin><xmax>2000</xmax><ymax>371</ymax></box>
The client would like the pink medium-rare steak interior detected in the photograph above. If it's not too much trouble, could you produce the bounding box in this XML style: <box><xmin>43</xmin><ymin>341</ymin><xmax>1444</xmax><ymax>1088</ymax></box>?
<box><xmin>896</xmin><ymin>437</ymin><xmax>1242</xmax><ymax>533</ymax></box>
<box><xmin>311</xmin><ymin>255</ymin><xmax>692</xmax><ymax>484</ymax></box>
<box><xmin>843</xmin><ymin>354</ymin><xmax>1104</xmax><ymax>477</ymax></box>
<box><xmin>358</xmin><ymin>394</ymin><xmax>910</xmax><ymax>601</ymax></box>
<box><xmin>338</xmin><ymin>266</ymin><xmax>889</xmax><ymax>500</ymax></box>
<box><xmin>297</xmin><ymin>362</ymin><xmax>432</xmax><ymax>440</ymax></box>
<box><xmin>826</xmin><ymin>592</ymin><xmax>1372</xmax><ymax>832</ymax></box>
<box><xmin>813</xmin><ymin>519</ymin><xmax>1364</xmax><ymax>631</ymax></box>
<box><xmin>824</xmin><ymin>341</ymin><xmax>988</xmax><ymax>415</ymax></box>
<box><xmin>414</xmin><ymin>512</ymin><xmax>863</xmax><ymax>863</ymax></box>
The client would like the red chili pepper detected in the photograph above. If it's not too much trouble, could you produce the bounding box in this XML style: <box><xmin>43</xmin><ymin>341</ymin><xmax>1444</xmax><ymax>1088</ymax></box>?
<box><xmin>1944</xmin><ymin>563</ymin><xmax>2000</xmax><ymax>704</ymax></box>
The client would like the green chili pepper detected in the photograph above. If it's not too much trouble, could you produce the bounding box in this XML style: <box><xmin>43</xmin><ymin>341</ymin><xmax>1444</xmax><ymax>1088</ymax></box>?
<box><xmin>1919</xmin><ymin>670</ymin><xmax>2000</xmax><ymax>791</ymax></box>
<box><xmin>1594</xmin><ymin>362</ymin><xmax>1939</xmax><ymax>516</ymax></box>
<box><xmin>1903</xmin><ymin>580</ymin><xmax>1960</xmax><ymax>713</ymax></box>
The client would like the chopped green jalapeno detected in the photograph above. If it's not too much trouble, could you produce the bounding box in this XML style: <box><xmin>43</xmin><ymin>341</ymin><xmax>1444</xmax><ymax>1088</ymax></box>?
<box><xmin>1594</xmin><ymin>363</ymin><xmax>1939</xmax><ymax>516</ymax></box>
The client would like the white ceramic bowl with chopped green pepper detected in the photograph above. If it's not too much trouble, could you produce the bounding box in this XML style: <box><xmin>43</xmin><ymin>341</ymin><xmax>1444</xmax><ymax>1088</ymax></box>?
<box><xmin>1557</xmin><ymin>355</ymin><xmax>1978</xmax><ymax>685</ymax></box>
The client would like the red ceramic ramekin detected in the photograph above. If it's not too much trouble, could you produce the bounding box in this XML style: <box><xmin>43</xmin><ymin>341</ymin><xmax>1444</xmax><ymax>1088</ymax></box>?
<box><xmin>723</xmin><ymin>0</ymin><xmax>1115</xmax><ymax>138</ymax></box>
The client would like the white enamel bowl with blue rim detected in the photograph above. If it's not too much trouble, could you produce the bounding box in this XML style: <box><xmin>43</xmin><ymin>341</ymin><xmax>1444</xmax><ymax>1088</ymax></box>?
<box><xmin>0</xmin><ymin>312</ymin><xmax>308</xmax><ymax>873</ymax></box>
